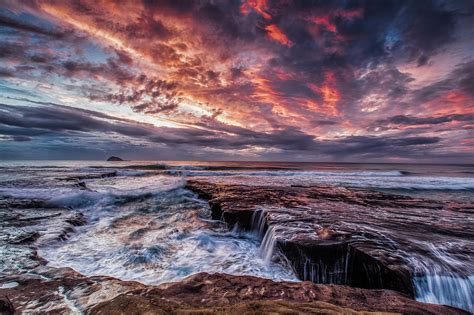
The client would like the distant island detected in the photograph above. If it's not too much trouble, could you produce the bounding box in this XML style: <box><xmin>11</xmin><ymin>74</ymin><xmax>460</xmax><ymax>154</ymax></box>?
<box><xmin>106</xmin><ymin>156</ymin><xmax>124</xmax><ymax>161</ymax></box>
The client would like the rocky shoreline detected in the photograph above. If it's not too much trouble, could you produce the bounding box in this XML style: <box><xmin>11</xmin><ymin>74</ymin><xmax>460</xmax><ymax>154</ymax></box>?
<box><xmin>185</xmin><ymin>180</ymin><xmax>473</xmax><ymax>312</ymax></box>
<box><xmin>1</xmin><ymin>270</ymin><xmax>467</xmax><ymax>314</ymax></box>
<box><xmin>1</xmin><ymin>179</ymin><xmax>472</xmax><ymax>314</ymax></box>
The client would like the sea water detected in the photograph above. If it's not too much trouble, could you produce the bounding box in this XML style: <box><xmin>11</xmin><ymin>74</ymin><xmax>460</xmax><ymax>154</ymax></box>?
<box><xmin>0</xmin><ymin>160</ymin><xmax>472</xmax><ymax>311</ymax></box>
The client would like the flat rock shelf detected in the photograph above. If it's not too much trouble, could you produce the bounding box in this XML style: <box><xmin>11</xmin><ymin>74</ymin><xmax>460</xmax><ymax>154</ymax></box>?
<box><xmin>186</xmin><ymin>180</ymin><xmax>474</xmax><ymax>313</ymax></box>
<box><xmin>0</xmin><ymin>271</ymin><xmax>468</xmax><ymax>314</ymax></box>
<box><xmin>0</xmin><ymin>179</ymin><xmax>472</xmax><ymax>314</ymax></box>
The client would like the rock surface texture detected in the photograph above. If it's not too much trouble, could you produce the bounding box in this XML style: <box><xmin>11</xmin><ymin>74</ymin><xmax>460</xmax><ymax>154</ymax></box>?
<box><xmin>89</xmin><ymin>272</ymin><xmax>466</xmax><ymax>315</ymax></box>
<box><xmin>2</xmin><ymin>270</ymin><xmax>466</xmax><ymax>314</ymax></box>
<box><xmin>0</xmin><ymin>180</ymin><xmax>471</xmax><ymax>314</ymax></box>
<box><xmin>186</xmin><ymin>180</ymin><xmax>474</xmax><ymax>309</ymax></box>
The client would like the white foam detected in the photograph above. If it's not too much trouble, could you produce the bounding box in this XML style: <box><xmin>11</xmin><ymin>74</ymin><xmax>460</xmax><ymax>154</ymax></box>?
<box><xmin>0</xmin><ymin>281</ymin><xmax>19</xmax><ymax>289</ymax></box>
<box><xmin>38</xmin><ymin>188</ymin><xmax>297</xmax><ymax>286</ymax></box>
<box><xmin>259</xmin><ymin>225</ymin><xmax>279</xmax><ymax>265</ymax></box>
<box><xmin>84</xmin><ymin>174</ymin><xmax>183</xmax><ymax>195</ymax></box>
<box><xmin>191</xmin><ymin>172</ymin><xmax>474</xmax><ymax>190</ymax></box>
<box><xmin>0</xmin><ymin>175</ymin><xmax>185</xmax><ymax>211</ymax></box>
<box><xmin>414</xmin><ymin>274</ymin><xmax>473</xmax><ymax>312</ymax></box>
<box><xmin>410</xmin><ymin>242</ymin><xmax>474</xmax><ymax>312</ymax></box>
<box><xmin>170</xmin><ymin>170</ymin><xmax>405</xmax><ymax>177</ymax></box>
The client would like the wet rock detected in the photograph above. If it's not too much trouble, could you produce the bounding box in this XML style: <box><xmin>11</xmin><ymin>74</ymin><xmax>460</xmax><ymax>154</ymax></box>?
<box><xmin>0</xmin><ymin>197</ymin><xmax>89</xmax><ymax>277</ymax></box>
<box><xmin>185</xmin><ymin>180</ymin><xmax>474</xmax><ymax>300</ymax></box>
<box><xmin>65</xmin><ymin>213</ymin><xmax>87</xmax><ymax>226</ymax></box>
<box><xmin>2</xmin><ymin>272</ymin><xmax>467</xmax><ymax>315</ymax></box>
<box><xmin>0</xmin><ymin>270</ymin><xmax>145</xmax><ymax>314</ymax></box>
<box><xmin>0</xmin><ymin>232</ymin><xmax>467</xmax><ymax>314</ymax></box>
<box><xmin>89</xmin><ymin>297</ymin><xmax>366</xmax><ymax>314</ymax></box>
<box><xmin>62</xmin><ymin>171</ymin><xmax>117</xmax><ymax>181</ymax></box>
<box><xmin>0</xmin><ymin>203</ymin><xmax>87</xmax><ymax>246</ymax></box>
<box><xmin>0</xmin><ymin>197</ymin><xmax>46</xmax><ymax>210</ymax></box>
<box><xmin>7</xmin><ymin>231</ymin><xmax>39</xmax><ymax>245</ymax></box>
<box><xmin>75</xmin><ymin>181</ymin><xmax>90</xmax><ymax>190</ymax></box>
<box><xmin>0</xmin><ymin>296</ymin><xmax>14</xmax><ymax>315</ymax></box>
<box><xmin>1</xmin><ymin>178</ymin><xmax>471</xmax><ymax>314</ymax></box>
<box><xmin>89</xmin><ymin>272</ymin><xmax>468</xmax><ymax>315</ymax></box>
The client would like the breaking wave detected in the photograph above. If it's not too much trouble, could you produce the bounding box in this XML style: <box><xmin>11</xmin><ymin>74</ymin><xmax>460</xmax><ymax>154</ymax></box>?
<box><xmin>166</xmin><ymin>170</ymin><xmax>407</xmax><ymax>177</ymax></box>
<box><xmin>178</xmin><ymin>171</ymin><xmax>474</xmax><ymax>191</ymax></box>
<box><xmin>37</xmin><ymin>186</ymin><xmax>296</xmax><ymax>285</ymax></box>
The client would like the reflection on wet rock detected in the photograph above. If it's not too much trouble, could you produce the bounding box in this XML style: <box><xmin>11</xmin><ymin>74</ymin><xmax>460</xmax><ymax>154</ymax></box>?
<box><xmin>187</xmin><ymin>180</ymin><xmax>474</xmax><ymax>312</ymax></box>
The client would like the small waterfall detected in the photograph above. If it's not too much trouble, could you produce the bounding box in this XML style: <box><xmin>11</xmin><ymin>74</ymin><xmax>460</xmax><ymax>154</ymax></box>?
<box><xmin>252</xmin><ymin>208</ymin><xmax>280</xmax><ymax>265</ymax></box>
<box><xmin>258</xmin><ymin>225</ymin><xmax>278</xmax><ymax>265</ymax></box>
<box><xmin>414</xmin><ymin>274</ymin><xmax>473</xmax><ymax>312</ymax></box>
<box><xmin>250</xmin><ymin>208</ymin><xmax>474</xmax><ymax>313</ymax></box>
<box><xmin>250</xmin><ymin>209</ymin><xmax>267</xmax><ymax>238</ymax></box>
<box><xmin>302</xmin><ymin>248</ymin><xmax>351</xmax><ymax>284</ymax></box>
<box><xmin>411</xmin><ymin>243</ymin><xmax>474</xmax><ymax>313</ymax></box>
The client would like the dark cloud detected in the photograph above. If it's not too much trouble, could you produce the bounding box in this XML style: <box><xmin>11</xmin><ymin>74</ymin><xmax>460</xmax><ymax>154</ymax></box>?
<box><xmin>125</xmin><ymin>14</ymin><xmax>173</xmax><ymax>40</ymax></box>
<box><xmin>0</xmin><ymin>68</ymin><xmax>14</xmax><ymax>77</ymax></box>
<box><xmin>0</xmin><ymin>1</ymin><xmax>472</xmax><ymax>162</ymax></box>
<box><xmin>0</xmin><ymin>103</ymin><xmax>458</xmax><ymax>162</ymax></box>
<box><xmin>395</xmin><ymin>0</ymin><xmax>457</xmax><ymax>59</ymax></box>
<box><xmin>10</xmin><ymin>135</ymin><xmax>32</xmax><ymax>142</ymax></box>
<box><xmin>411</xmin><ymin>60</ymin><xmax>474</xmax><ymax>104</ymax></box>
<box><xmin>96</xmin><ymin>76</ymin><xmax>181</xmax><ymax>114</ymax></box>
<box><xmin>375</xmin><ymin>114</ymin><xmax>474</xmax><ymax>127</ymax></box>
<box><xmin>0</xmin><ymin>42</ymin><xmax>23</xmax><ymax>59</ymax></box>
<box><xmin>0</xmin><ymin>13</ymin><xmax>67</xmax><ymax>39</ymax></box>
<box><xmin>318</xmin><ymin>135</ymin><xmax>443</xmax><ymax>161</ymax></box>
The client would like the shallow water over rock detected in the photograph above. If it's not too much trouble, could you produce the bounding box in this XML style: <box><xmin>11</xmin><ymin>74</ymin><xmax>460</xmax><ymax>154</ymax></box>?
<box><xmin>1</xmin><ymin>162</ymin><xmax>472</xmax><ymax>313</ymax></box>
<box><xmin>36</xmin><ymin>180</ymin><xmax>296</xmax><ymax>285</ymax></box>
<box><xmin>187</xmin><ymin>180</ymin><xmax>474</xmax><ymax>312</ymax></box>
<box><xmin>1</xmin><ymin>168</ymin><xmax>296</xmax><ymax>286</ymax></box>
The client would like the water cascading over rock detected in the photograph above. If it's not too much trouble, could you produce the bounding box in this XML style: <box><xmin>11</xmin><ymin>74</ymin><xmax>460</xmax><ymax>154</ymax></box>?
<box><xmin>186</xmin><ymin>180</ymin><xmax>474</xmax><ymax>313</ymax></box>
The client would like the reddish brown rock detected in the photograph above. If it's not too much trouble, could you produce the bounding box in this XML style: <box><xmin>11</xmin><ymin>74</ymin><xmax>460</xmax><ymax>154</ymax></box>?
<box><xmin>185</xmin><ymin>180</ymin><xmax>474</xmax><ymax>300</ymax></box>
<box><xmin>0</xmin><ymin>296</ymin><xmax>14</xmax><ymax>315</ymax></box>
<box><xmin>1</xmin><ymin>181</ymin><xmax>471</xmax><ymax>314</ymax></box>
<box><xmin>2</xmin><ymin>270</ymin><xmax>467</xmax><ymax>314</ymax></box>
<box><xmin>0</xmin><ymin>269</ymin><xmax>145</xmax><ymax>313</ymax></box>
<box><xmin>89</xmin><ymin>272</ymin><xmax>467</xmax><ymax>315</ymax></box>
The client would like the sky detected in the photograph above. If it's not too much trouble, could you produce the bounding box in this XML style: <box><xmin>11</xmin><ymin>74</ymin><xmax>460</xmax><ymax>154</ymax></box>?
<box><xmin>0</xmin><ymin>0</ymin><xmax>473</xmax><ymax>162</ymax></box>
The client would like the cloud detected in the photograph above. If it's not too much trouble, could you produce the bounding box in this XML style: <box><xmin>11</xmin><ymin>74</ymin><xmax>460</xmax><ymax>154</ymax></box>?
<box><xmin>265</xmin><ymin>24</ymin><xmax>293</xmax><ymax>46</ymax></box>
<box><xmin>1</xmin><ymin>103</ymin><xmax>466</xmax><ymax>162</ymax></box>
<box><xmin>0</xmin><ymin>0</ymin><xmax>472</xmax><ymax>162</ymax></box>
<box><xmin>10</xmin><ymin>135</ymin><xmax>32</xmax><ymax>142</ymax></box>
<box><xmin>0</xmin><ymin>13</ymin><xmax>69</xmax><ymax>39</ymax></box>
<box><xmin>376</xmin><ymin>114</ymin><xmax>474</xmax><ymax>126</ymax></box>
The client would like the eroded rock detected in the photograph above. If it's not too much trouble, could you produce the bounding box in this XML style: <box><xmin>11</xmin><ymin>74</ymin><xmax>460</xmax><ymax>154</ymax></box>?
<box><xmin>185</xmin><ymin>180</ymin><xmax>474</xmax><ymax>303</ymax></box>
<box><xmin>0</xmin><ymin>296</ymin><xmax>14</xmax><ymax>315</ymax></box>
<box><xmin>89</xmin><ymin>272</ymin><xmax>467</xmax><ymax>315</ymax></box>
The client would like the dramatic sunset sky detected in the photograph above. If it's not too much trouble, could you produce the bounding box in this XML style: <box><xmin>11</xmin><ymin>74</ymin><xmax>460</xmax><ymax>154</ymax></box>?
<box><xmin>0</xmin><ymin>0</ymin><xmax>473</xmax><ymax>162</ymax></box>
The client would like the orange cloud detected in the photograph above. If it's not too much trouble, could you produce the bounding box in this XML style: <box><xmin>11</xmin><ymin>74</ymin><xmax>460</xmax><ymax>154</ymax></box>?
<box><xmin>307</xmin><ymin>72</ymin><xmax>341</xmax><ymax>116</ymax></box>
<box><xmin>265</xmin><ymin>24</ymin><xmax>293</xmax><ymax>46</ymax></box>
<box><xmin>307</xmin><ymin>8</ymin><xmax>364</xmax><ymax>34</ymax></box>
<box><xmin>241</xmin><ymin>0</ymin><xmax>271</xmax><ymax>20</ymax></box>
<box><xmin>310</xmin><ymin>16</ymin><xmax>337</xmax><ymax>33</ymax></box>
<box><xmin>338</xmin><ymin>8</ymin><xmax>364</xmax><ymax>19</ymax></box>
<box><xmin>426</xmin><ymin>91</ymin><xmax>474</xmax><ymax>115</ymax></box>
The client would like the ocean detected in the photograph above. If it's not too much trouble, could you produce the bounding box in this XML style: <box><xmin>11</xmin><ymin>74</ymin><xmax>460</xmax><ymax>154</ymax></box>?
<box><xmin>0</xmin><ymin>161</ymin><xmax>473</xmax><ymax>312</ymax></box>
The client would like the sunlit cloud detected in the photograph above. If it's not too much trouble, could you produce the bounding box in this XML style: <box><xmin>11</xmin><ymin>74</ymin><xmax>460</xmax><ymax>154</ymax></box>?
<box><xmin>0</xmin><ymin>0</ymin><xmax>472</xmax><ymax>162</ymax></box>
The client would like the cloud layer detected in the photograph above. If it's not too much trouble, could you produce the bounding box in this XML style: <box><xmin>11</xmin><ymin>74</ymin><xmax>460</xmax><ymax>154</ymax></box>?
<box><xmin>0</xmin><ymin>0</ymin><xmax>473</xmax><ymax>162</ymax></box>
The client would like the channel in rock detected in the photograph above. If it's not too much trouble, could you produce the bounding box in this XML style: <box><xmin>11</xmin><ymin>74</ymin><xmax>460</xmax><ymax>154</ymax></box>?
<box><xmin>185</xmin><ymin>180</ymin><xmax>474</xmax><ymax>312</ymax></box>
